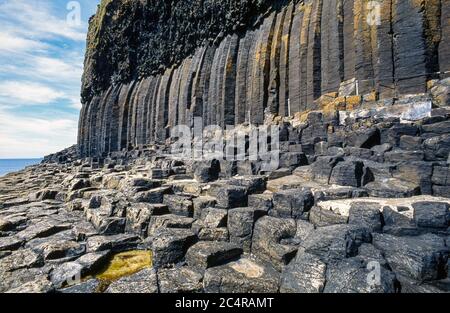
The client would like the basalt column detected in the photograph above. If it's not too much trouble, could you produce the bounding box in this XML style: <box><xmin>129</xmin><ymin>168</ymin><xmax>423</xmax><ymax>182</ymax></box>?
<box><xmin>278</xmin><ymin>3</ymin><xmax>294</xmax><ymax>117</ymax></box>
<box><xmin>441</xmin><ymin>0</ymin><xmax>450</xmax><ymax>77</ymax></box>
<box><xmin>320</xmin><ymin>0</ymin><xmax>344</xmax><ymax>95</ymax></box>
<box><xmin>250</xmin><ymin>13</ymin><xmax>276</xmax><ymax>124</ymax></box>
<box><xmin>235</xmin><ymin>31</ymin><xmax>253</xmax><ymax>124</ymax></box>
<box><xmin>305</xmin><ymin>0</ymin><xmax>323</xmax><ymax>109</ymax></box>
<box><xmin>392</xmin><ymin>0</ymin><xmax>440</xmax><ymax>94</ymax></box>
<box><xmin>78</xmin><ymin>0</ymin><xmax>450</xmax><ymax>158</ymax></box>
<box><xmin>288</xmin><ymin>3</ymin><xmax>303</xmax><ymax>114</ymax></box>
<box><xmin>155</xmin><ymin>69</ymin><xmax>173</xmax><ymax>142</ymax></box>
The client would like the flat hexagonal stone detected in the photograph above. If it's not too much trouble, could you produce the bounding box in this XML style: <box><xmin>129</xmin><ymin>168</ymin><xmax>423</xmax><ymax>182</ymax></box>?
<box><xmin>151</xmin><ymin>228</ymin><xmax>197</xmax><ymax>268</ymax></box>
<box><xmin>0</xmin><ymin>236</ymin><xmax>23</xmax><ymax>251</ymax></box>
<box><xmin>86</xmin><ymin>234</ymin><xmax>140</xmax><ymax>252</ymax></box>
<box><xmin>105</xmin><ymin>268</ymin><xmax>158</xmax><ymax>293</ymax></box>
<box><xmin>0</xmin><ymin>248</ymin><xmax>41</xmax><ymax>272</ymax></box>
<box><xmin>412</xmin><ymin>201</ymin><xmax>450</xmax><ymax>229</ymax></box>
<box><xmin>185</xmin><ymin>241</ymin><xmax>242</xmax><ymax>269</ymax></box>
<box><xmin>280</xmin><ymin>253</ymin><xmax>327</xmax><ymax>293</ymax></box>
<box><xmin>203</xmin><ymin>257</ymin><xmax>280</xmax><ymax>293</ymax></box>
<box><xmin>5</xmin><ymin>276</ymin><xmax>53</xmax><ymax>293</ymax></box>
<box><xmin>60</xmin><ymin>279</ymin><xmax>99</xmax><ymax>293</ymax></box>
<box><xmin>158</xmin><ymin>267</ymin><xmax>203</xmax><ymax>293</ymax></box>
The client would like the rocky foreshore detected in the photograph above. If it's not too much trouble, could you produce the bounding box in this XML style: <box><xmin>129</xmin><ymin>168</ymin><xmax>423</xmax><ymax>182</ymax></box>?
<box><xmin>1</xmin><ymin>106</ymin><xmax>450</xmax><ymax>293</ymax></box>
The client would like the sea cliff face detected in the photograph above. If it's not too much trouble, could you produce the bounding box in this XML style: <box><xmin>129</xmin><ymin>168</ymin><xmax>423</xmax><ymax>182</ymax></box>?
<box><xmin>1</xmin><ymin>0</ymin><xmax>450</xmax><ymax>294</ymax></box>
<box><xmin>79</xmin><ymin>0</ymin><xmax>450</xmax><ymax>158</ymax></box>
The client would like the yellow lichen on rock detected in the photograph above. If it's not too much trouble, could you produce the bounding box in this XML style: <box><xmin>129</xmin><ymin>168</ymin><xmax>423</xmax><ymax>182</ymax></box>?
<box><xmin>95</xmin><ymin>250</ymin><xmax>152</xmax><ymax>282</ymax></box>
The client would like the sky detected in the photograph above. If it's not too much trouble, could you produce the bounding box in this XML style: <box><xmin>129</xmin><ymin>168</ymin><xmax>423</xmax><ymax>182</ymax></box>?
<box><xmin>0</xmin><ymin>0</ymin><xmax>100</xmax><ymax>158</ymax></box>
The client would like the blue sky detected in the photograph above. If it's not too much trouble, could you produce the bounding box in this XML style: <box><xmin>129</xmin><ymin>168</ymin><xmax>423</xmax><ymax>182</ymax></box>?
<box><xmin>0</xmin><ymin>0</ymin><xmax>100</xmax><ymax>158</ymax></box>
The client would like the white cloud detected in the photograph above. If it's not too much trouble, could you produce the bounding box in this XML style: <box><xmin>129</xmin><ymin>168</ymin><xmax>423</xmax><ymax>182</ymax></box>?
<box><xmin>33</xmin><ymin>56</ymin><xmax>83</xmax><ymax>81</ymax></box>
<box><xmin>68</xmin><ymin>96</ymin><xmax>82</xmax><ymax>109</ymax></box>
<box><xmin>0</xmin><ymin>108</ymin><xmax>78</xmax><ymax>158</ymax></box>
<box><xmin>0</xmin><ymin>0</ymin><xmax>87</xmax><ymax>42</ymax></box>
<box><xmin>0</xmin><ymin>81</ymin><xmax>66</xmax><ymax>105</ymax></box>
<box><xmin>0</xmin><ymin>31</ymin><xmax>47</xmax><ymax>53</ymax></box>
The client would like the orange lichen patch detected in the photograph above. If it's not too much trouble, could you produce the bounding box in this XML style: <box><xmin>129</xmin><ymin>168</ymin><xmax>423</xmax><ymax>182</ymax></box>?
<box><xmin>293</xmin><ymin>110</ymin><xmax>312</xmax><ymax>123</ymax></box>
<box><xmin>346</xmin><ymin>95</ymin><xmax>363</xmax><ymax>110</ymax></box>
<box><xmin>363</xmin><ymin>91</ymin><xmax>378</xmax><ymax>103</ymax></box>
<box><xmin>427</xmin><ymin>79</ymin><xmax>439</xmax><ymax>90</ymax></box>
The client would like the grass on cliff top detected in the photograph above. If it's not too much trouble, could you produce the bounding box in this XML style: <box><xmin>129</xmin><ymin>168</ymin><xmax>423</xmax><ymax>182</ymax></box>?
<box><xmin>87</xmin><ymin>0</ymin><xmax>113</xmax><ymax>51</ymax></box>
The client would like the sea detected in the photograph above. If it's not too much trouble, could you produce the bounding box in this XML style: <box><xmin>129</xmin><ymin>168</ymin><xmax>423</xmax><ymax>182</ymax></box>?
<box><xmin>0</xmin><ymin>159</ymin><xmax>43</xmax><ymax>177</ymax></box>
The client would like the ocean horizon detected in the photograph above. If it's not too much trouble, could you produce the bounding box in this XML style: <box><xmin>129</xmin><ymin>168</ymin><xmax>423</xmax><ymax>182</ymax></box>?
<box><xmin>0</xmin><ymin>158</ymin><xmax>43</xmax><ymax>177</ymax></box>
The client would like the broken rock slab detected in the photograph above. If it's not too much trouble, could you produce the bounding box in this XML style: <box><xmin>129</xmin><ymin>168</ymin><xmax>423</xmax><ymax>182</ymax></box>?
<box><xmin>151</xmin><ymin>228</ymin><xmax>197</xmax><ymax>268</ymax></box>
<box><xmin>323</xmin><ymin>257</ymin><xmax>397</xmax><ymax>293</ymax></box>
<box><xmin>203</xmin><ymin>257</ymin><xmax>280</xmax><ymax>293</ymax></box>
<box><xmin>105</xmin><ymin>268</ymin><xmax>158</xmax><ymax>293</ymax></box>
<box><xmin>251</xmin><ymin>216</ymin><xmax>297</xmax><ymax>271</ymax></box>
<box><xmin>372</xmin><ymin>233</ymin><xmax>449</xmax><ymax>281</ymax></box>
<box><xmin>271</xmin><ymin>189</ymin><xmax>314</xmax><ymax>219</ymax></box>
<box><xmin>280</xmin><ymin>252</ymin><xmax>327</xmax><ymax>293</ymax></box>
<box><xmin>185</xmin><ymin>241</ymin><xmax>242</xmax><ymax>269</ymax></box>
<box><xmin>157</xmin><ymin>266</ymin><xmax>203</xmax><ymax>293</ymax></box>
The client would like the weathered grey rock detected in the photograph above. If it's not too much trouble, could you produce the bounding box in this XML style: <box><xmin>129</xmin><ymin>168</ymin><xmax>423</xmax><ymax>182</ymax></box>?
<box><xmin>295</xmin><ymin>220</ymin><xmax>315</xmax><ymax>242</ymax></box>
<box><xmin>76</xmin><ymin>251</ymin><xmax>110</xmax><ymax>275</ymax></box>
<box><xmin>208</xmin><ymin>183</ymin><xmax>248</xmax><ymax>209</ymax></box>
<box><xmin>192</xmin><ymin>196</ymin><xmax>217</xmax><ymax>219</ymax></box>
<box><xmin>29</xmin><ymin>239</ymin><xmax>86</xmax><ymax>261</ymax></box>
<box><xmin>151</xmin><ymin>228</ymin><xmax>197</xmax><ymax>268</ymax></box>
<box><xmin>0</xmin><ymin>215</ymin><xmax>27</xmax><ymax>232</ymax></box>
<box><xmin>132</xmin><ymin>187</ymin><xmax>170</xmax><ymax>203</ymax></box>
<box><xmin>432</xmin><ymin>166</ymin><xmax>450</xmax><ymax>186</ymax></box>
<box><xmin>6</xmin><ymin>276</ymin><xmax>53</xmax><ymax>293</ymax></box>
<box><xmin>86</xmin><ymin>234</ymin><xmax>140</xmax><ymax>252</ymax></box>
<box><xmin>228</xmin><ymin>207</ymin><xmax>267</xmax><ymax>252</ymax></box>
<box><xmin>396</xmin><ymin>274</ymin><xmax>447</xmax><ymax>293</ymax></box>
<box><xmin>126</xmin><ymin>203</ymin><xmax>169</xmax><ymax>236</ymax></box>
<box><xmin>329</xmin><ymin>161</ymin><xmax>364</xmax><ymax>187</ymax></box>
<box><xmin>148</xmin><ymin>214</ymin><xmax>195</xmax><ymax>236</ymax></box>
<box><xmin>381</xmin><ymin>207</ymin><xmax>420</xmax><ymax>236</ymax></box>
<box><xmin>0</xmin><ymin>236</ymin><xmax>23</xmax><ymax>251</ymax></box>
<box><xmin>311</xmin><ymin>156</ymin><xmax>343</xmax><ymax>184</ymax></box>
<box><xmin>247</xmin><ymin>194</ymin><xmax>273</xmax><ymax>212</ymax></box>
<box><xmin>373</xmin><ymin>233</ymin><xmax>449</xmax><ymax>281</ymax></box>
<box><xmin>163</xmin><ymin>194</ymin><xmax>193</xmax><ymax>217</ymax></box>
<box><xmin>193</xmin><ymin>160</ymin><xmax>220</xmax><ymax>183</ymax></box>
<box><xmin>105</xmin><ymin>268</ymin><xmax>158</xmax><ymax>293</ymax></box>
<box><xmin>301</xmin><ymin>224</ymin><xmax>372</xmax><ymax>263</ymax></box>
<box><xmin>252</xmin><ymin>216</ymin><xmax>297</xmax><ymax>271</ymax></box>
<box><xmin>16</xmin><ymin>220</ymin><xmax>71</xmax><ymax>241</ymax></box>
<box><xmin>197</xmin><ymin>227</ymin><xmax>229</xmax><ymax>242</ymax></box>
<box><xmin>423</xmin><ymin>134</ymin><xmax>450</xmax><ymax>161</ymax></box>
<box><xmin>280</xmin><ymin>253</ymin><xmax>326</xmax><ymax>293</ymax></box>
<box><xmin>60</xmin><ymin>279</ymin><xmax>99</xmax><ymax>293</ymax></box>
<box><xmin>198</xmin><ymin>208</ymin><xmax>228</xmax><ymax>228</ymax></box>
<box><xmin>348</xmin><ymin>202</ymin><xmax>383</xmax><ymax>232</ymax></box>
<box><xmin>309</xmin><ymin>206</ymin><xmax>348</xmax><ymax>227</ymax></box>
<box><xmin>393</xmin><ymin>162</ymin><xmax>433</xmax><ymax>195</ymax></box>
<box><xmin>185</xmin><ymin>241</ymin><xmax>242</xmax><ymax>269</ymax></box>
<box><xmin>203</xmin><ymin>257</ymin><xmax>280</xmax><ymax>293</ymax></box>
<box><xmin>228</xmin><ymin>176</ymin><xmax>267</xmax><ymax>194</ymax></box>
<box><xmin>50</xmin><ymin>262</ymin><xmax>84</xmax><ymax>289</ymax></box>
<box><xmin>323</xmin><ymin>257</ymin><xmax>397</xmax><ymax>293</ymax></box>
<box><xmin>412</xmin><ymin>201</ymin><xmax>450</xmax><ymax>229</ymax></box>
<box><xmin>271</xmin><ymin>189</ymin><xmax>314</xmax><ymax>219</ymax></box>
<box><xmin>345</xmin><ymin>128</ymin><xmax>380</xmax><ymax>149</ymax></box>
<box><xmin>364</xmin><ymin>179</ymin><xmax>420</xmax><ymax>198</ymax></box>
<box><xmin>0</xmin><ymin>248</ymin><xmax>42</xmax><ymax>272</ymax></box>
<box><xmin>158</xmin><ymin>267</ymin><xmax>203</xmax><ymax>293</ymax></box>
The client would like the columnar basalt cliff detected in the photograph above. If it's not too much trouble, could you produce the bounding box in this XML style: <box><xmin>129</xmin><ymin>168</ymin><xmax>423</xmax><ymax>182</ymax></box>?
<box><xmin>79</xmin><ymin>0</ymin><xmax>450</xmax><ymax>158</ymax></box>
